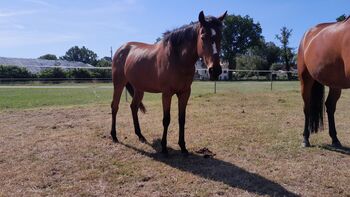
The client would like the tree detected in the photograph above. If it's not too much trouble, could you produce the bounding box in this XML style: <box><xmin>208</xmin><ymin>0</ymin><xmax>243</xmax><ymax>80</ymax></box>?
<box><xmin>242</xmin><ymin>42</ymin><xmax>282</xmax><ymax>69</ymax></box>
<box><xmin>96</xmin><ymin>60</ymin><xmax>111</xmax><ymax>67</ymax></box>
<box><xmin>221</xmin><ymin>14</ymin><xmax>263</xmax><ymax>77</ymax></box>
<box><xmin>39</xmin><ymin>54</ymin><xmax>58</xmax><ymax>60</ymax></box>
<box><xmin>101</xmin><ymin>56</ymin><xmax>112</xmax><ymax>62</ymax></box>
<box><xmin>275</xmin><ymin>26</ymin><xmax>294</xmax><ymax>79</ymax></box>
<box><xmin>263</xmin><ymin>42</ymin><xmax>282</xmax><ymax>67</ymax></box>
<box><xmin>236</xmin><ymin>48</ymin><xmax>269</xmax><ymax>71</ymax></box>
<box><xmin>336</xmin><ymin>14</ymin><xmax>348</xmax><ymax>22</ymax></box>
<box><xmin>60</xmin><ymin>46</ymin><xmax>98</xmax><ymax>66</ymax></box>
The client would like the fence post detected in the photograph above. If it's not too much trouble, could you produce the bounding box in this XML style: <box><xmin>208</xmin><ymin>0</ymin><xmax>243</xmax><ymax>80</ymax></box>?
<box><xmin>270</xmin><ymin>71</ymin><xmax>273</xmax><ymax>91</ymax></box>
<box><xmin>214</xmin><ymin>81</ymin><xmax>217</xmax><ymax>94</ymax></box>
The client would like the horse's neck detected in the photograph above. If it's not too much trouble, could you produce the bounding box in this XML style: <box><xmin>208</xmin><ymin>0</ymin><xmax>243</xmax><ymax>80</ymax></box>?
<box><xmin>174</xmin><ymin>40</ymin><xmax>199</xmax><ymax>68</ymax></box>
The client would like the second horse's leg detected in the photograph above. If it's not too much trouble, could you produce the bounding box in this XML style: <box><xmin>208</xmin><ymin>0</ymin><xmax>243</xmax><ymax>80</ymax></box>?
<box><xmin>325</xmin><ymin>88</ymin><xmax>342</xmax><ymax>147</ymax></box>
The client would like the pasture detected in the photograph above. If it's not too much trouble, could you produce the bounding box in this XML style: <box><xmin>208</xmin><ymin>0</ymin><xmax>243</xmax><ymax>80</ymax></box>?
<box><xmin>0</xmin><ymin>81</ymin><xmax>349</xmax><ymax>196</ymax></box>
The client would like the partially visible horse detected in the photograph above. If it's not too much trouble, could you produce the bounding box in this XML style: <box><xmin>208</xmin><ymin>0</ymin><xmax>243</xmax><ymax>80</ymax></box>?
<box><xmin>298</xmin><ymin>17</ymin><xmax>350</xmax><ymax>147</ymax></box>
<box><xmin>111</xmin><ymin>11</ymin><xmax>227</xmax><ymax>154</ymax></box>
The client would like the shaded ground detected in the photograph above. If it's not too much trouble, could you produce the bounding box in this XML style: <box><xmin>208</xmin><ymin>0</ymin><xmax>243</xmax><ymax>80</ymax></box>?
<box><xmin>0</xmin><ymin>82</ymin><xmax>350</xmax><ymax>196</ymax></box>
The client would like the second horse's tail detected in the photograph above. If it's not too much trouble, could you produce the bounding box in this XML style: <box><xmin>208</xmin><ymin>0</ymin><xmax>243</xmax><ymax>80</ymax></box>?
<box><xmin>308</xmin><ymin>81</ymin><xmax>324</xmax><ymax>133</ymax></box>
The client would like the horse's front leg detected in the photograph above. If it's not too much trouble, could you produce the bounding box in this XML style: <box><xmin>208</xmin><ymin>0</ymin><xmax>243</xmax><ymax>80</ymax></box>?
<box><xmin>161</xmin><ymin>93</ymin><xmax>173</xmax><ymax>154</ymax></box>
<box><xmin>177</xmin><ymin>89</ymin><xmax>191</xmax><ymax>155</ymax></box>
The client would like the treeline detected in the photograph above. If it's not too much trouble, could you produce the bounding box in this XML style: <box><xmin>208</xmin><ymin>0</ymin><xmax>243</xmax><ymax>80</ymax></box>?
<box><xmin>220</xmin><ymin>14</ymin><xmax>295</xmax><ymax>80</ymax></box>
<box><xmin>39</xmin><ymin>46</ymin><xmax>112</xmax><ymax>67</ymax></box>
<box><xmin>0</xmin><ymin>45</ymin><xmax>112</xmax><ymax>79</ymax></box>
<box><xmin>0</xmin><ymin>65</ymin><xmax>111</xmax><ymax>79</ymax></box>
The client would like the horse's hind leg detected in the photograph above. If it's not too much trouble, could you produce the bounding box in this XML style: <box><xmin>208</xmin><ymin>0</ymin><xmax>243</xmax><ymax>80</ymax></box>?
<box><xmin>300</xmin><ymin>67</ymin><xmax>314</xmax><ymax>147</ymax></box>
<box><xmin>325</xmin><ymin>88</ymin><xmax>342</xmax><ymax>147</ymax></box>
<box><xmin>130</xmin><ymin>89</ymin><xmax>146</xmax><ymax>142</ymax></box>
<box><xmin>111</xmin><ymin>84</ymin><xmax>125</xmax><ymax>142</ymax></box>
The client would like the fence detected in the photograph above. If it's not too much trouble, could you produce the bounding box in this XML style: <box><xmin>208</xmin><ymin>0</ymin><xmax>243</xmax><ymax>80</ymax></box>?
<box><xmin>0</xmin><ymin>66</ymin><xmax>298</xmax><ymax>97</ymax></box>
<box><xmin>0</xmin><ymin>66</ymin><xmax>298</xmax><ymax>82</ymax></box>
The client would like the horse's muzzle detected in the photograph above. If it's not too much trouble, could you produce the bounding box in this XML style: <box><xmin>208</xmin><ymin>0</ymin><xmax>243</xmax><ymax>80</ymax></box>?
<box><xmin>209</xmin><ymin>66</ymin><xmax>222</xmax><ymax>81</ymax></box>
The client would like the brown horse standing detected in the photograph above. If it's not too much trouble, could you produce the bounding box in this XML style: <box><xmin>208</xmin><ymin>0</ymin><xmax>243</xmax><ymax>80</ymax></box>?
<box><xmin>298</xmin><ymin>17</ymin><xmax>350</xmax><ymax>147</ymax></box>
<box><xmin>111</xmin><ymin>11</ymin><xmax>227</xmax><ymax>154</ymax></box>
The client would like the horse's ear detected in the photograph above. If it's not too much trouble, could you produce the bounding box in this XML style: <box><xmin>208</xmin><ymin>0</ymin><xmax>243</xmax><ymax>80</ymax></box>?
<box><xmin>218</xmin><ymin>11</ymin><xmax>228</xmax><ymax>22</ymax></box>
<box><xmin>199</xmin><ymin>11</ymin><xmax>206</xmax><ymax>26</ymax></box>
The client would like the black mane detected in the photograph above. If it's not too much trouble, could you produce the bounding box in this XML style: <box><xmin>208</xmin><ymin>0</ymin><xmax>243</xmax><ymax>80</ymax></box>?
<box><xmin>162</xmin><ymin>22</ymin><xmax>199</xmax><ymax>49</ymax></box>
<box><xmin>162</xmin><ymin>16</ymin><xmax>223</xmax><ymax>53</ymax></box>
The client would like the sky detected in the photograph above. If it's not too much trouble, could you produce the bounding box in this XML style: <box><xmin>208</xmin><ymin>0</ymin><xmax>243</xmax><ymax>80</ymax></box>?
<box><xmin>0</xmin><ymin>0</ymin><xmax>348</xmax><ymax>59</ymax></box>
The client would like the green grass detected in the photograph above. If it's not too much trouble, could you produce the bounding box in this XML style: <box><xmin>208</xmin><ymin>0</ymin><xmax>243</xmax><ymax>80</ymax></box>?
<box><xmin>0</xmin><ymin>81</ymin><xmax>300</xmax><ymax>110</ymax></box>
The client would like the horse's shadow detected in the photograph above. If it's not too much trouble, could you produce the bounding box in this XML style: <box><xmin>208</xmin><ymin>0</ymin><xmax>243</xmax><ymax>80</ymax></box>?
<box><xmin>320</xmin><ymin>144</ymin><xmax>350</xmax><ymax>155</ymax></box>
<box><xmin>120</xmin><ymin>139</ymin><xmax>299</xmax><ymax>197</ymax></box>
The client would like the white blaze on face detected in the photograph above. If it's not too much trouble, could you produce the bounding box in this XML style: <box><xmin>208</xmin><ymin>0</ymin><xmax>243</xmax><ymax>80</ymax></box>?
<box><xmin>211</xmin><ymin>28</ymin><xmax>218</xmax><ymax>54</ymax></box>
<box><xmin>211</xmin><ymin>28</ymin><xmax>216</xmax><ymax>36</ymax></box>
<box><xmin>212</xmin><ymin>43</ymin><xmax>218</xmax><ymax>54</ymax></box>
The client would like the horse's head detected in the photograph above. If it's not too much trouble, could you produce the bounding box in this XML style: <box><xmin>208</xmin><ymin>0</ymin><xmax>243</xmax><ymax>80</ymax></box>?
<box><xmin>197</xmin><ymin>11</ymin><xmax>227</xmax><ymax>81</ymax></box>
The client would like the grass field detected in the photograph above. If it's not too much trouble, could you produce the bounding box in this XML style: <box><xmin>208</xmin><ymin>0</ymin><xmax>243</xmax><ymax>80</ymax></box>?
<box><xmin>0</xmin><ymin>81</ymin><xmax>297</xmax><ymax>110</ymax></box>
<box><xmin>0</xmin><ymin>81</ymin><xmax>349</xmax><ymax>196</ymax></box>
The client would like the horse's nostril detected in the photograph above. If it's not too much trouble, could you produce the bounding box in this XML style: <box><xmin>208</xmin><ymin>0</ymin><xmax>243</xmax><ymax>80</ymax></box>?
<box><xmin>209</xmin><ymin>68</ymin><xmax>213</xmax><ymax>74</ymax></box>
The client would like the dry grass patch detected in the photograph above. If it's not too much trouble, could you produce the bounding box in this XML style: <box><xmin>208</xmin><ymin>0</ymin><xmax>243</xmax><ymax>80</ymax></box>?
<box><xmin>0</xmin><ymin>83</ymin><xmax>350</xmax><ymax>196</ymax></box>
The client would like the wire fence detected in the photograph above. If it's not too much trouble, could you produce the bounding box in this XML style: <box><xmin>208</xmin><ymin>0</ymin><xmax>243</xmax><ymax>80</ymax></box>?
<box><xmin>0</xmin><ymin>66</ymin><xmax>298</xmax><ymax>81</ymax></box>
<box><xmin>0</xmin><ymin>66</ymin><xmax>298</xmax><ymax>93</ymax></box>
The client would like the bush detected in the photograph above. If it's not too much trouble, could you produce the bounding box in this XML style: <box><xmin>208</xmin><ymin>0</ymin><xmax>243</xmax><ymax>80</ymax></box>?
<box><xmin>270</xmin><ymin>63</ymin><xmax>284</xmax><ymax>71</ymax></box>
<box><xmin>0</xmin><ymin>65</ymin><xmax>35</xmax><ymax>78</ymax></box>
<box><xmin>96</xmin><ymin>59</ymin><xmax>111</xmax><ymax>67</ymax></box>
<box><xmin>67</xmin><ymin>68</ymin><xmax>92</xmax><ymax>79</ymax></box>
<box><xmin>38</xmin><ymin>67</ymin><xmax>67</xmax><ymax>78</ymax></box>
<box><xmin>91</xmin><ymin>69</ymin><xmax>111</xmax><ymax>79</ymax></box>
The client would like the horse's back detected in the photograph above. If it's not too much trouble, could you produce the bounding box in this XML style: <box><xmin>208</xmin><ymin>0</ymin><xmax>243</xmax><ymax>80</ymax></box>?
<box><xmin>299</xmin><ymin>20</ymin><xmax>350</xmax><ymax>88</ymax></box>
<box><xmin>115</xmin><ymin>41</ymin><xmax>163</xmax><ymax>92</ymax></box>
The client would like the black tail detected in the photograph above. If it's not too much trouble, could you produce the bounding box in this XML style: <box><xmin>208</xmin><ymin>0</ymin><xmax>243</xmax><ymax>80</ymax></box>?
<box><xmin>308</xmin><ymin>81</ymin><xmax>324</xmax><ymax>133</ymax></box>
<box><xmin>125</xmin><ymin>83</ymin><xmax>146</xmax><ymax>113</ymax></box>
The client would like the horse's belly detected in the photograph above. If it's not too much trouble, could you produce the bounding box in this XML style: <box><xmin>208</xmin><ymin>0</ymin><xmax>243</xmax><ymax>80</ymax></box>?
<box><xmin>127</xmin><ymin>73</ymin><xmax>162</xmax><ymax>93</ymax></box>
<box><xmin>125</xmin><ymin>66</ymin><xmax>161</xmax><ymax>93</ymax></box>
<box><xmin>311</xmin><ymin>65</ymin><xmax>350</xmax><ymax>89</ymax></box>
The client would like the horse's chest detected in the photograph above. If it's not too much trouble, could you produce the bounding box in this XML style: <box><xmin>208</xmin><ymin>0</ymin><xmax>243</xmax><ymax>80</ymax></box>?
<box><xmin>159</xmin><ymin>67</ymin><xmax>194</xmax><ymax>92</ymax></box>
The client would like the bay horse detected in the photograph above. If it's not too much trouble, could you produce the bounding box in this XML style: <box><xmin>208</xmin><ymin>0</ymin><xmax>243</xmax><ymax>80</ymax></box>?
<box><xmin>111</xmin><ymin>11</ymin><xmax>227</xmax><ymax>154</ymax></box>
<box><xmin>298</xmin><ymin>16</ymin><xmax>350</xmax><ymax>147</ymax></box>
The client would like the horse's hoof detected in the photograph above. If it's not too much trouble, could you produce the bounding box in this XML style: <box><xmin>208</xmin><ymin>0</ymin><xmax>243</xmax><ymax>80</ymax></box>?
<box><xmin>181</xmin><ymin>149</ymin><xmax>189</xmax><ymax>156</ymax></box>
<box><xmin>332</xmin><ymin>141</ymin><xmax>342</xmax><ymax>148</ymax></box>
<box><xmin>302</xmin><ymin>141</ymin><xmax>311</xmax><ymax>148</ymax></box>
<box><xmin>112</xmin><ymin>137</ymin><xmax>119</xmax><ymax>143</ymax></box>
<box><xmin>138</xmin><ymin>136</ymin><xmax>147</xmax><ymax>143</ymax></box>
